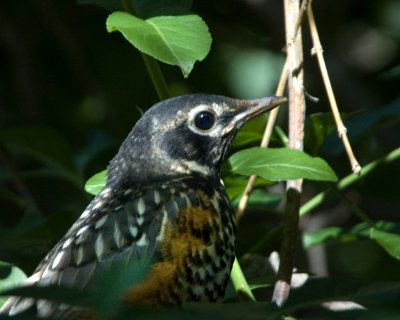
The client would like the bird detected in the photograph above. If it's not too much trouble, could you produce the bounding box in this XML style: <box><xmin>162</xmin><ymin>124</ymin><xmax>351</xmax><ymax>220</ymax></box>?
<box><xmin>0</xmin><ymin>94</ymin><xmax>285</xmax><ymax>319</ymax></box>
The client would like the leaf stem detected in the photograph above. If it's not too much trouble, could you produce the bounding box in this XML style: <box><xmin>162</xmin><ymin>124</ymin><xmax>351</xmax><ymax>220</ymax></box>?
<box><xmin>141</xmin><ymin>53</ymin><xmax>171</xmax><ymax>100</ymax></box>
<box><xmin>230</xmin><ymin>257</ymin><xmax>256</xmax><ymax>301</ymax></box>
<box><xmin>121</xmin><ymin>0</ymin><xmax>170</xmax><ymax>100</ymax></box>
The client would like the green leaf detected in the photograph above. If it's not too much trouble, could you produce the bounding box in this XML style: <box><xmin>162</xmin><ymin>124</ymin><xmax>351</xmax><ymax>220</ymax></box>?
<box><xmin>370</xmin><ymin>228</ymin><xmax>400</xmax><ymax>261</ymax></box>
<box><xmin>220</xmin><ymin>44</ymin><xmax>285</xmax><ymax>99</ymax></box>
<box><xmin>303</xmin><ymin>227</ymin><xmax>342</xmax><ymax>249</ymax></box>
<box><xmin>231</xmin><ymin>190</ymin><xmax>282</xmax><ymax>209</ymax></box>
<box><xmin>223</xmin><ymin>176</ymin><xmax>274</xmax><ymax>200</ymax></box>
<box><xmin>0</xmin><ymin>262</ymin><xmax>27</xmax><ymax>307</ymax></box>
<box><xmin>106</xmin><ymin>11</ymin><xmax>211</xmax><ymax>77</ymax></box>
<box><xmin>228</xmin><ymin>147</ymin><xmax>338</xmax><ymax>182</ymax></box>
<box><xmin>232</xmin><ymin>130</ymin><xmax>263</xmax><ymax>148</ymax></box>
<box><xmin>85</xmin><ymin>170</ymin><xmax>107</xmax><ymax>195</ymax></box>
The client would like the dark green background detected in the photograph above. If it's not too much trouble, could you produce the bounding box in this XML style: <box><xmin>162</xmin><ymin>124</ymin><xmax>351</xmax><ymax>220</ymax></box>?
<box><xmin>0</xmin><ymin>0</ymin><xmax>399</xmax><ymax>318</ymax></box>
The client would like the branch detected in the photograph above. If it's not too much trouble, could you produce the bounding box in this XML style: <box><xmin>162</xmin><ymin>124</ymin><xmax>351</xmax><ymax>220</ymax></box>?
<box><xmin>272</xmin><ymin>0</ymin><xmax>306</xmax><ymax>307</ymax></box>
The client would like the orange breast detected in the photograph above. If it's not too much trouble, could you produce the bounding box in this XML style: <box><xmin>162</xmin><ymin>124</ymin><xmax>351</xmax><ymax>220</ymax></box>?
<box><xmin>124</xmin><ymin>191</ymin><xmax>230</xmax><ymax>305</ymax></box>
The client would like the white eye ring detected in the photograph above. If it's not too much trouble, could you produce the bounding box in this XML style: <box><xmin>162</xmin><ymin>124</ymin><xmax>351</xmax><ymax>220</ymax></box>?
<box><xmin>187</xmin><ymin>105</ymin><xmax>220</xmax><ymax>136</ymax></box>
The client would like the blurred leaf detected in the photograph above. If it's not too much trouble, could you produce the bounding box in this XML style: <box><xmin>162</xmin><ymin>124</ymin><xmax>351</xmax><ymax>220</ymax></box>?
<box><xmin>231</xmin><ymin>190</ymin><xmax>282</xmax><ymax>209</ymax></box>
<box><xmin>228</xmin><ymin>147</ymin><xmax>338</xmax><ymax>182</ymax></box>
<box><xmin>0</xmin><ymin>210</ymin><xmax>47</xmax><ymax>238</ymax></box>
<box><xmin>303</xmin><ymin>227</ymin><xmax>342</xmax><ymax>249</ymax></box>
<box><xmin>350</xmin><ymin>220</ymin><xmax>399</xmax><ymax>238</ymax></box>
<box><xmin>0</xmin><ymin>285</ymin><xmax>93</xmax><ymax>310</ymax></box>
<box><xmin>223</xmin><ymin>176</ymin><xmax>273</xmax><ymax>200</ymax></box>
<box><xmin>305</xmin><ymin>113</ymin><xmax>338</xmax><ymax>156</ymax></box>
<box><xmin>85</xmin><ymin>170</ymin><xmax>107</xmax><ymax>196</ymax></box>
<box><xmin>106</xmin><ymin>11</ymin><xmax>211</xmax><ymax>77</ymax></box>
<box><xmin>274</xmin><ymin>126</ymin><xmax>289</xmax><ymax>146</ymax></box>
<box><xmin>0</xmin><ymin>262</ymin><xmax>27</xmax><ymax>307</ymax></box>
<box><xmin>0</xmin><ymin>126</ymin><xmax>77</xmax><ymax>177</ymax></box>
<box><xmin>89</xmin><ymin>258</ymin><xmax>153</xmax><ymax>316</ymax></box>
<box><xmin>220</xmin><ymin>45</ymin><xmax>285</xmax><ymax>99</ymax></box>
<box><xmin>232</xmin><ymin>131</ymin><xmax>263</xmax><ymax>148</ymax></box>
<box><xmin>323</xmin><ymin>99</ymin><xmax>400</xmax><ymax>155</ymax></box>
<box><xmin>232</xmin><ymin>113</ymin><xmax>280</xmax><ymax>149</ymax></box>
<box><xmin>370</xmin><ymin>228</ymin><xmax>400</xmax><ymax>261</ymax></box>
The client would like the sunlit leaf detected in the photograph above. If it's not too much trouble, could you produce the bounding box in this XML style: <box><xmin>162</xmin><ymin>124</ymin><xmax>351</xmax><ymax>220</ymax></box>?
<box><xmin>303</xmin><ymin>227</ymin><xmax>342</xmax><ymax>249</ymax></box>
<box><xmin>228</xmin><ymin>147</ymin><xmax>338</xmax><ymax>182</ymax></box>
<box><xmin>85</xmin><ymin>170</ymin><xmax>107</xmax><ymax>195</ymax></box>
<box><xmin>106</xmin><ymin>11</ymin><xmax>211</xmax><ymax>77</ymax></box>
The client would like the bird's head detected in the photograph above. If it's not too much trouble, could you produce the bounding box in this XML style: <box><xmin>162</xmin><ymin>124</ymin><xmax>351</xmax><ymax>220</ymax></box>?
<box><xmin>108</xmin><ymin>94</ymin><xmax>286</xmax><ymax>184</ymax></box>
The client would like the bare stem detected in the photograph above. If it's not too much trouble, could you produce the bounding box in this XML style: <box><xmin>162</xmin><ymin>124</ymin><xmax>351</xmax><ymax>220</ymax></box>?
<box><xmin>307</xmin><ymin>3</ymin><xmax>361</xmax><ymax>174</ymax></box>
<box><xmin>272</xmin><ymin>0</ymin><xmax>305</xmax><ymax>307</ymax></box>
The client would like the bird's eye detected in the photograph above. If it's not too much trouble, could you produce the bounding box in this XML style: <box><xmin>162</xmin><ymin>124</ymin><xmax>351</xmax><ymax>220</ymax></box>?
<box><xmin>194</xmin><ymin>111</ymin><xmax>216</xmax><ymax>130</ymax></box>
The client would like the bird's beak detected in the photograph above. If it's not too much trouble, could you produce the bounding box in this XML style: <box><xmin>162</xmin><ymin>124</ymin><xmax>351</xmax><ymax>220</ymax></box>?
<box><xmin>222</xmin><ymin>96</ymin><xmax>287</xmax><ymax>136</ymax></box>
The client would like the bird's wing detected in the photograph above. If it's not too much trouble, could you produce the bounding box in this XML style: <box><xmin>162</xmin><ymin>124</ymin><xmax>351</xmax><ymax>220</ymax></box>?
<box><xmin>1</xmin><ymin>180</ymin><xmax>188</xmax><ymax>318</ymax></box>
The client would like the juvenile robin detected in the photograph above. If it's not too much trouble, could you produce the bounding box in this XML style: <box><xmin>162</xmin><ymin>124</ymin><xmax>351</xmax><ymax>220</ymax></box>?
<box><xmin>0</xmin><ymin>94</ymin><xmax>285</xmax><ymax>318</ymax></box>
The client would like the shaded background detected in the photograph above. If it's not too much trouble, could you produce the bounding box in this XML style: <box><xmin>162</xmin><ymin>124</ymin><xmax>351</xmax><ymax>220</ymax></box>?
<box><xmin>0</xmin><ymin>0</ymin><xmax>399</xmax><ymax>312</ymax></box>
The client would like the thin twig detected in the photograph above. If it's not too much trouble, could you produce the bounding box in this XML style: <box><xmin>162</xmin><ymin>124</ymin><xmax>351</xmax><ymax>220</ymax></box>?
<box><xmin>307</xmin><ymin>3</ymin><xmax>361</xmax><ymax>174</ymax></box>
<box><xmin>235</xmin><ymin>61</ymin><xmax>288</xmax><ymax>222</ymax></box>
<box><xmin>272</xmin><ymin>0</ymin><xmax>306</xmax><ymax>307</ymax></box>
